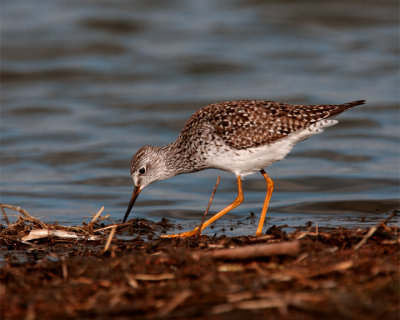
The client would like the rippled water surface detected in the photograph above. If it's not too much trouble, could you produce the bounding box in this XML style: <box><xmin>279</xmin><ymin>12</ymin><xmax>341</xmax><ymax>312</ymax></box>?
<box><xmin>1</xmin><ymin>0</ymin><xmax>399</xmax><ymax>235</ymax></box>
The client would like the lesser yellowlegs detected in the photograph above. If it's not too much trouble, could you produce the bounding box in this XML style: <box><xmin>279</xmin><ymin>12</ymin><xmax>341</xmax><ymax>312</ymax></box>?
<box><xmin>123</xmin><ymin>99</ymin><xmax>365</xmax><ymax>237</ymax></box>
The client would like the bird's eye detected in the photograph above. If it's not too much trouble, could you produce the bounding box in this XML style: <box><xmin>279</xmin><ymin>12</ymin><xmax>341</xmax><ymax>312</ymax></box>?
<box><xmin>139</xmin><ymin>167</ymin><xmax>146</xmax><ymax>175</ymax></box>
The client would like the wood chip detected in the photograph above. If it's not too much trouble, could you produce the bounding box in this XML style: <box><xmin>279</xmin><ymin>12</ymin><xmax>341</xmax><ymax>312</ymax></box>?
<box><xmin>204</xmin><ymin>241</ymin><xmax>300</xmax><ymax>260</ymax></box>
<box><xmin>214</xmin><ymin>291</ymin><xmax>327</xmax><ymax>315</ymax></box>
<box><xmin>61</xmin><ymin>256</ymin><xmax>68</xmax><ymax>280</ymax></box>
<box><xmin>227</xmin><ymin>292</ymin><xmax>253</xmax><ymax>303</ymax></box>
<box><xmin>71</xmin><ymin>277</ymin><xmax>94</xmax><ymax>285</ymax></box>
<box><xmin>218</xmin><ymin>264</ymin><xmax>245</xmax><ymax>272</ymax></box>
<box><xmin>381</xmin><ymin>239</ymin><xmax>400</xmax><ymax>245</ymax></box>
<box><xmin>158</xmin><ymin>289</ymin><xmax>191</xmax><ymax>316</ymax></box>
<box><xmin>21</xmin><ymin>229</ymin><xmax>100</xmax><ymax>241</ymax></box>
<box><xmin>134</xmin><ymin>273</ymin><xmax>175</xmax><ymax>281</ymax></box>
<box><xmin>125</xmin><ymin>274</ymin><xmax>139</xmax><ymax>288</ymax></box>
<box><xmin>295</xmin><ymin>231</ymin><xmax>331</xmax><ymax>240</ymax></box>
<box><xmin>307</xmin><ymin>260</ymin><xmax>354</xmax><ymax>278</ymax></box>
<box><xmin>213</xmin><ymin>298</ymin><xmax>286</xmax><ymax>314</ymax></box>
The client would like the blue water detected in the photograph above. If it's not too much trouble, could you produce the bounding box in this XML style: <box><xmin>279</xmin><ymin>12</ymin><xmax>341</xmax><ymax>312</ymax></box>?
<box><xmin>1</xmin><ymin>0</ymin><xmax>399</xmax><ymax>236</ymax></box>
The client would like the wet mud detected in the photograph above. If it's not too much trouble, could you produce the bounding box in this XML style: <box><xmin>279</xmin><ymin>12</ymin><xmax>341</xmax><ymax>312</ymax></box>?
<box><xmin>1</xmin><ymin>209</ymin><xmax>399</xmax><ymax>320</ymax></box>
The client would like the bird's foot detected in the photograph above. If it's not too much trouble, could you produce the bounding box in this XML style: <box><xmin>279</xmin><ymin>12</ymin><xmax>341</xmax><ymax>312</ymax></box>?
<box><xmin>160</xmin><ymin>228</ymin><xmax>199</xmax><ymax>238</ymax></box>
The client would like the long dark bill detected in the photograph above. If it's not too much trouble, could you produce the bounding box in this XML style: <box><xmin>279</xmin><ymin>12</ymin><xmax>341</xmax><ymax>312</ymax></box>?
<box><xmin>123</xmin><ymin>185</ymin><xmax>141</xmax><ymax>223</ymax></box>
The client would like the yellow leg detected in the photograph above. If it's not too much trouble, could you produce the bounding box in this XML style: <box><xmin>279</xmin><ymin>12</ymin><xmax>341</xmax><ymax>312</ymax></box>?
<box><xmin>255</xmin><ymin>169</ymin><xmax>274</xmax><ymax>236</ymax></box>
<box><xmin>161</xmin><ymin>176</ymin><xmax>244</xmax><ymax>238</ymax></box>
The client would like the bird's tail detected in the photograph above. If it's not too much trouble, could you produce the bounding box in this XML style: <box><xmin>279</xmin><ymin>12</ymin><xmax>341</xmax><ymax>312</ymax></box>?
<box><xmin>330</xmin><ymin>99</ymin><xmax>366</xmax><ymax>116</ymax></box>
<box><xmin>341</xmin><ymin>100</ymin><xmax>366</xmax><ymax>108</ymax></box>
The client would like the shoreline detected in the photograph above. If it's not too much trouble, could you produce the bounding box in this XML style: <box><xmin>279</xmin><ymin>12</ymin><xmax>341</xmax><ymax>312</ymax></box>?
<box><xmin>1</xmin><ymin>206</ymin><xmax>399</xmax><ymax>319</ymax></box>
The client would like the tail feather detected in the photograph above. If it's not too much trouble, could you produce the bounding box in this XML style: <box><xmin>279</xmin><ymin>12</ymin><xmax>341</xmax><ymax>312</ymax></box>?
<box><xmin>341</xmin><ymin>100</ymin><xmax>366</xmax><ymax>108</ymax></box>
<box><xmin>329</xmin><ymin>99</ymin><xmax>366</xmax><ymax>116</ymax></box>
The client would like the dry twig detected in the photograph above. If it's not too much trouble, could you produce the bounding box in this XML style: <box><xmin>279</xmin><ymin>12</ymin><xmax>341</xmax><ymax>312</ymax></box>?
<box><xmin>90</xmin><ymin>206</ymin><xmax>105</xmax><ymax>224</ymax></box>
<box><xmin>0</xmin><ymin>204</ymin><xmax>10</xmax><ymax>226</ymax></box>
<box><xmin>61</xmin><ymin>256</ymin><xmax>68</xmax><ymax>280</ymax></box>
<box><xmin>94</xmin><ymin>224</ymin><xmax>120</xmax><ymax>233</ymax></box>
<box><xmin>158</xmin><ymin>289</ymin><xmax>191</xmax><ymax>316</ymax></box>
<box><xmin>134</xmin><ymin>273</ymin><xmax>175</xmax><ymax>281</ymax></box>
<box><xmin>1</xmin><ymin>203</ymin><xmax>47</xmax><ymax>229</ymax></box>
<box><xmin>103</xmin><ymin>225</ymin><xmax>117</xmax><ymax>252</ymax></box>
<box><xmin>307</xmin><ymin>260</ymin><xmax>354</xmax><ymax>278</ymax></box>
<box><xmin>354</xmin><ymin>211</ymin><xmax>397</xmax><ymax>251</ymax></box>
<box><xmin>295</xmin><ymin>231</ymin><xmax>331</xmax><ymax>240</ymax></box>
<box><xmin>214</xmin><ymin>291</ymin><xmax>326</xmax><ymax>315</ymax></box>
<box><xmin>198</xmin><ymin>241</ymin><xmax>299</xmax><ymax>260</ymax></box>
<box><xmin>196</xmin><ymin>176</ymin><xmax>220</xmax><ymax>238</ymax></box>
<box><xmin>0</xmin><ymin>203</ymin><xmax>113</xmax><ymax>242</ymax></box>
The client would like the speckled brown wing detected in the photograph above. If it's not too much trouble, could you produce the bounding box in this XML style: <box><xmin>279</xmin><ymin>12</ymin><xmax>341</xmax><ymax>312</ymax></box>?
<box><xmin>199</xmin><ymin>100</ymin><xmax>365</xmax><ymax>150</ymax></box>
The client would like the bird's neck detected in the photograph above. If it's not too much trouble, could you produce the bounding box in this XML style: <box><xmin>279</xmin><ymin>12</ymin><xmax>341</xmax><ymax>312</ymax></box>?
<box><xmin>161</xmin><ymin>141</ymin><xmax>204</xmax><ymax>176</ymax></box>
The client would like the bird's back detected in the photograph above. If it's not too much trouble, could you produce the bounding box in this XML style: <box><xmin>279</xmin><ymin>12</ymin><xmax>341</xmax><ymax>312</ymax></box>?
<box><xmin>179</xmin><ymin>100</ymin><xmax>365</xmax><ymax>150</ymax></box>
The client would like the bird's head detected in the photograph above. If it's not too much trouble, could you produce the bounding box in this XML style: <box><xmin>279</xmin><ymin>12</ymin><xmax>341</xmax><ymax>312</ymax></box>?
<box><xmin>123</xmin><ymin>145</ymin><xmax>171</xmax><ymax>223</ymax></box>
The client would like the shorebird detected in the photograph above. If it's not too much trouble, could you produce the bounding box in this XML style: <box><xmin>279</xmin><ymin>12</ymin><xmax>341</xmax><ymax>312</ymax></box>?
<box><xmin>123</xmin><ymin>99</ymin><xmax>365</xmax><ymax>237</ymax></box>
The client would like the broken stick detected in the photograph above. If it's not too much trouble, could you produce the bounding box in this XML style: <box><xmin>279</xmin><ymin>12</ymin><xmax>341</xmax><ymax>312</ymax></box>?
<box><xmin>200</xmin><ymin>241</ymin><xmax>300</xmax><ymax>260</ymax></box>
<box><xmin>196</xmin><ymin>176</ymin><xmax>220</xmax><ymax>238</ymax></box>
<box><xmin>103</xmin><ymin>225</ymin><xmax>117</xmax><ymax>253</ymax></box>
<box><xmin>354</xmin><ymin>211</ymin><xmax>397</xmax><ymax>251</ymax></box>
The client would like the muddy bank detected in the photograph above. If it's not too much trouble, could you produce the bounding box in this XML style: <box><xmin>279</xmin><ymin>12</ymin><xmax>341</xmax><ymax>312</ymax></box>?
<box><xmin>1</xmin><ymin>206</ymin><xmax>399</xmax><ymax>320</ymax></box>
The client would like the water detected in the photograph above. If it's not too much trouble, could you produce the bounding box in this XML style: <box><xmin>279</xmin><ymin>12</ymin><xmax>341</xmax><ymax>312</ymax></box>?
<box><xmin>1</xmin><ymin>0</ymin><xmax>399</xmax><ymax>236</ymax></box>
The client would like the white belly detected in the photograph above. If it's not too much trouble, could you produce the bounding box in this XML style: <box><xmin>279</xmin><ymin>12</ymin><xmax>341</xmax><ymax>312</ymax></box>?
<box><xmin>205</xmin><ymin>119</ymin><xmax>338</xmax><ymax>177</ymax></box>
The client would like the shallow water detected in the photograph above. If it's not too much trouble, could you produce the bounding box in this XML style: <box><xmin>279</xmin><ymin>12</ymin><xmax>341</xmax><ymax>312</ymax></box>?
<box><xmin>1</xmin><ymin>0</ymin><xmax>399</xmax><ymax>235</ymax></box>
